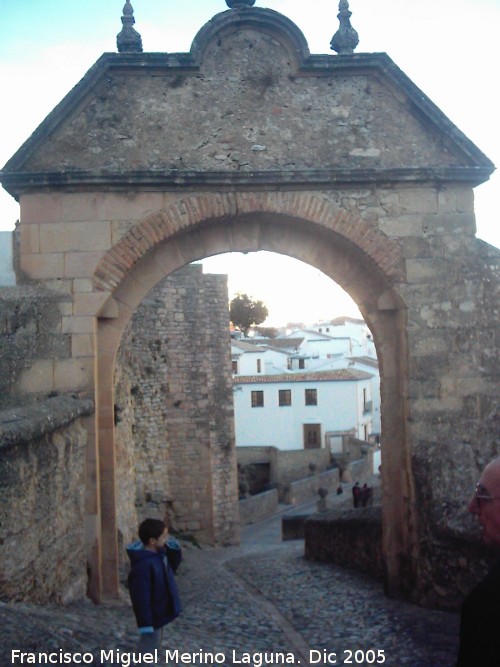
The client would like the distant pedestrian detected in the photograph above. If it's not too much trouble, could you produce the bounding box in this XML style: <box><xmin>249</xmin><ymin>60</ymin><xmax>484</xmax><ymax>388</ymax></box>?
<box><xmin>337</xmin><ymin>485</ymin><xmax>343</xmax><ymax>496</ymax></box>
<box><xmin>127</xmin><ymin>518</ymin><xmax>182</xmax><ymax>656</ymax></box>
<box><xmin>360</xmin><ymin>483</ymin><xmax>371</xmax><ymax>507</ymax></box>
<box><xmin>352</xmin><ymin>482</ymin><xmax>361</xmax><ymax>508</ymax></box>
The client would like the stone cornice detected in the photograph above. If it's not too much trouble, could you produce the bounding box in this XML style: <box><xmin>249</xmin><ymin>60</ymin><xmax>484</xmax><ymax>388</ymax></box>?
<box><xmin>0</xmin><ymin>166</ymin><xmax>493</xmax><ymax>199</ymax></box>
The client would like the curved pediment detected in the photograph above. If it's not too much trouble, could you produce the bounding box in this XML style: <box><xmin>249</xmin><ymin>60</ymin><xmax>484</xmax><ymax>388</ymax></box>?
<box><xmin>1</xmin><ymin>7</ymin><xmax>494</xmax><ymax>196</ymax></box>
<box><xmin>190</xmin><ymin>7</ymin><xmax>311</xmax><ymax>68</ymax></box>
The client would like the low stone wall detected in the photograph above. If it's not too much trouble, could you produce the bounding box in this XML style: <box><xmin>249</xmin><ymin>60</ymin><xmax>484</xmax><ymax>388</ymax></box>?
<box><xmin>284</xmin><ymin>468</ymin><xmax>340</xmax><ymax>505</ymax></box>
<box><xmin>0</xmin><ymin>395</ymin><xmax>94</xmax><ymax>603</ymax></box>
<box><xmin>277</xmin><ymin>449</ymin><xmax>331</xmax><ymax>487</ymax></box>
<box><xmin>304</xmin><ymin>507</ymin><xmax>384</xmax><ymax>580</ymax></box>
<box><xmin>239</xmin><ymin>488</ymin><xmax>279</xmax><ymax>525</ymax></box>
<box><xmin>237</xmin><ymin>446</ymin><xmax>332</xmax><ymax>500</ymax></box>
<box><xmin>339</xmin><ymin>457</ymin><xmax>373</xmax><ymax>483</ymax></box>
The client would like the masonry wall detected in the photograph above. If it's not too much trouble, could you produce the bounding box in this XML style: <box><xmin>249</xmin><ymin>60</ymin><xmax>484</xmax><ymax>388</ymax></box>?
<box><xmin>0</xmin><ymin>396</ymin><xmax>93</xmax><ymax>603</ymax></box>
<box><xmin>237</xmin><ymin>445</ymin><xmax>331</xmax><ymax>489</ymax></box>
<box><xmin>405</xmin><ymin>236</ymin><xmax>500</xmax><ymax>606</ymax></box>
<box><xmin>7</xmin><ymin>183</ymin><xmax>500</xmax><ymax>607</ymax></box>
<box><xmin>305</xmin><ymin>508</ymin><xmax>385</xmax><ymax>580</ymax></box>
<box><xmin>114</xmin><ymin>264</ymin><xmax>239</xmax><ymax>563</ymax></box>
<box><xmin>0</xmin><ymin>286</ymin><xmax>70</xmax><ymax>408</ymax></box>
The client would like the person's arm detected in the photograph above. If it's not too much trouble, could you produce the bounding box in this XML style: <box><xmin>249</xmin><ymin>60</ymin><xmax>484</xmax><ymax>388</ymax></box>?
<box><xmin>165</xmin><ymin>537</ymin><xmax>182</xmax><ymax>573</ymax></box>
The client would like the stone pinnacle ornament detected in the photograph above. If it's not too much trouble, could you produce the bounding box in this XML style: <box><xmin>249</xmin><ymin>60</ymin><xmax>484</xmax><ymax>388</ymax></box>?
<box><xmin>330</xmin><ymin>0</ymin><xmax>359</xmax><ymax>54</ymax></box>
<box><xmin>117</xmin><ymin>0</ymin><xmax>143</xmax><ymax>53</ymax></box>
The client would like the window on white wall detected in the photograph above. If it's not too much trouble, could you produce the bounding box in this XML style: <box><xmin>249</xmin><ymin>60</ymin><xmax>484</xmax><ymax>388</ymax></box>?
<box><xmin>251</xmin><ymin>390</ymin><xmax>264</xmax><ymax>407</ymax></box>
<box><xmin>257</xmin><ymin>359</ymin><xmax>262</xmax><ymax>373</ymax></box>
<box><xmin>279</xmin><ymin>389</ymin><xmax>292</xmax><ymax>406</ymax></box>
<box><xmin>305</xmin><ymin>388</ymin><xmax>317</xmax><ymax>406</ymax></box>
<box><xmin>363</xmin><ymin>387</ymin><xmax>372</xmax><ymax>413</ymax></box>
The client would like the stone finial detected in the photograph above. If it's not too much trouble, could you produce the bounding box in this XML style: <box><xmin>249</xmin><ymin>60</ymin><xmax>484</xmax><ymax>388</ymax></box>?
<box><xmin>225</xmin><ymin>0</ymin><xmax>256</xmax><ymax>8</ymax></box>
<box><xmin>117</xmin><ymin>0</ymin><xmax>143</xmax><ymax>53</ymax></box>
<box><xmin>330</xmin><ymin>0</ymin><xmax>359</xmax><ymax>55</ymax></box>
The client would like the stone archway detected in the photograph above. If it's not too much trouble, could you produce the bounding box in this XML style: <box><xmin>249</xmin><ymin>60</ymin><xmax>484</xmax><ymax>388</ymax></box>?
<box><xmin>92</xmin><ymin>191</ymin><xmax>413</xmax><ymax>598</ymax></box>
<box><xmin>2</xmin><ymin>3</ymin><xmax>498</xmax><ymax>608</ymax></box>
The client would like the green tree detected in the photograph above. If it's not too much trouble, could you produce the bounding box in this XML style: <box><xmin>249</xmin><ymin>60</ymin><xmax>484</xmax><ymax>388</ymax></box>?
<box><xmin>230</xmin><ymin>293</ymin><xmax>269</xmax><ymax>337</ymax></box>
<box><xmin>254</xmin><ymin>326</ymin><xmax>279</xmax><ymax>339</ymax></box>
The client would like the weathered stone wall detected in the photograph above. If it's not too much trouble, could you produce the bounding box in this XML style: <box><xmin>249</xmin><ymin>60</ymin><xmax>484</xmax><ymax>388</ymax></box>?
<box><xmin>404</xmin><ymin>230</ymin><xmax>500</xmax><ymax>606</ymax></box>
<box><xmin>239</xmin><ymin>488</ymin><xmax>279</xmax><ymax>526</ymax></box>
<box><xmin>114</xmin><ymin>263</ymin><xmax>239</xmax><ymax>562</ymax></box>
<box><xmin>284</xmin><ymin>468</ymin><xmax>340</xmax><ymax>506</ymax></box>
<box><xmin>305</xmin><ymin>508</ymin><xmax>385</xmax><ymax>581</ymax></box>
<box><xmin>22</xmin><ymin>37</ymin><xmax>465</xmax><ymax>176</ymax></box>
<box><xmin>276</xmin><ymin>448</ymin><xmax>332</xmax><ymax>486</ymax></box>
<box><xmin>0</xmin><ymin>396</ymin><xmax>93</xmax><ymax>603</ymax></box>
<box><xmin>236</xmin><ymin>446</ymin><xmax>331</xmax><ymax>488</ymax></box>
<box><xmin>0</xmin><ymin>286</ymin><xmax>71</xmax><ymax>408</ymax></box>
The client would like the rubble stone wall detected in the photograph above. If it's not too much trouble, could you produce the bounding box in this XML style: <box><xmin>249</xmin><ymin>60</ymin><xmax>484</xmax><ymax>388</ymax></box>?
<box><xmin>0</xmin><ymin>396</ymin><xmax>93</xmax><ymax>603</ymax></box>
<box><xmin>305</xmin><ymin>508</ymin><xmax>385</xmax><ymax>580</ymax></box>
<box><xmin>114</xmin><ymin>264</ymin><xmax>239</xmax><ymax>564</ymax></box>
<box><xmin>407</xmin><ymin>238</ymin><xmax>500</xmax><ymax>606</ymax></box>
<box><xmin>236</xmin><ymin>446</ymin><xmax>331</xmax><ymax>487</ymax></box>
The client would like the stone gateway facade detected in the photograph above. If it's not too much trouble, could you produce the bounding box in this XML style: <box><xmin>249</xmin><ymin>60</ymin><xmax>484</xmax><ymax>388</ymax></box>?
<box><xmin>1</xmin><ymin>4</ymin><xmax>499</xmax><ymax>607</ymax></box>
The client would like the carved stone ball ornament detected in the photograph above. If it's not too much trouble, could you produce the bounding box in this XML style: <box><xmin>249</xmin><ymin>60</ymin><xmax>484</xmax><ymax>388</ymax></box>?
<box><xmin>226</xmin><ymin>0</ymin><xmax>256</xmax><ymax>8</ymax></box>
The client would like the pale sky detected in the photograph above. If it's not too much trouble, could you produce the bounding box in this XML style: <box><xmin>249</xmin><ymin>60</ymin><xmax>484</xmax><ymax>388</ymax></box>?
<box><xmin>1</xmin><ymin>0</ymin><xmax>498</xmax><ymax>326</ymax></box>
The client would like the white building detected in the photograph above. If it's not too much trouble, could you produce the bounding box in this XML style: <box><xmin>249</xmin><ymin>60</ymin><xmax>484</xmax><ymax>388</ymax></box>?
<box><xmin>231</xmin><ymin>339</ymin><xmax>289</xmax><ymax>376</ymax></box>
<box><xmin>0</xmin><ymin>232</ymin><xmax>16</xmax><ymax>286</ymax></box>
<box><xmin>233</xmin><ymin>368</ymin><xmax>374</xmax><ymax>451</ymax></box>
<box><xmin>321</xmin><ymin>354</ymin><xmax>381</xmax><ymax>435</ymax></box>
<box><xmin>231</xmin><ymin>317</ymin><xmax>381</xmax><ymax>450</ymax></box>
<box><xmin>288</xmin><ymin>317</ymin><xmax>376</xmax><ymax>360</ymax></box>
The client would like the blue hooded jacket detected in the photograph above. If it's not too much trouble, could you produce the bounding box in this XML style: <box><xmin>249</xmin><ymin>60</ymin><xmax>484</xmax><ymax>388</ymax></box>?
<box><xmin>126</xmin><ymin>537</ymin><xmax>182</xmax><ymax>631</ymax></box>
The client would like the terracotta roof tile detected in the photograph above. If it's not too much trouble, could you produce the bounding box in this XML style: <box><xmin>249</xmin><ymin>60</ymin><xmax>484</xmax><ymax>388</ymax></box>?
<box><xmin>233</xmin><ymin>369</ymin><xmax>373</xmax><ymax>384</ymax></box>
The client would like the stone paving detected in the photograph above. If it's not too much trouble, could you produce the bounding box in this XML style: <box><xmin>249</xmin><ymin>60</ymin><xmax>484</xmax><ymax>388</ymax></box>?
<box><xmin>1</xmin><ymin>505</ymin><xmax>460</xmax><ymax>667</ymax></box>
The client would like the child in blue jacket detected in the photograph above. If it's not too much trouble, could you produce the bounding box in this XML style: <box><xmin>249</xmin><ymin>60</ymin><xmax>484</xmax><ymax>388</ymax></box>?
<box><xmin>127</xmin><ymin>518</ymin><xmax>182</xmax><ymax>653</ymax></box>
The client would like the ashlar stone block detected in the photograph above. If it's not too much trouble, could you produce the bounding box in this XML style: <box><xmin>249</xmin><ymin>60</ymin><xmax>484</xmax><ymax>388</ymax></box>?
<box><xmin>40</xmin><ymin>222</ymin><xmax>111</xmax><ymax>253</ymax></box>
<box><xmin>20</xmin><ymin>253</ymin><xmax>64</xmax><ymax>279</ymax></box>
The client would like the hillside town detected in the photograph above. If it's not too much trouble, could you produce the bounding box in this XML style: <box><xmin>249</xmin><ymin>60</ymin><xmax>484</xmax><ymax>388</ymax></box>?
<box><xmin>231</xmin><ymin>317</ymin><xmax>380</xmax><ymax>458</ymax></box>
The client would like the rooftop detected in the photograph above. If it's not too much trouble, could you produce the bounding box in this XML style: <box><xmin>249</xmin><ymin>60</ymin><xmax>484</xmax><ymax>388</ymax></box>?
<box><xmin>234</xmin><ymin>368</ymin><xmax>373</xmax><ymax>384</ymax></box>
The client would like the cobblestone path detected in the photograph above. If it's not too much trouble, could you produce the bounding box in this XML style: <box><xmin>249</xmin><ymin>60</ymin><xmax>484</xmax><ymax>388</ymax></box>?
<box><xmin>1</xmin><ymin>508</ymin><xmax>460</xmax><ymax>667</ymax></box>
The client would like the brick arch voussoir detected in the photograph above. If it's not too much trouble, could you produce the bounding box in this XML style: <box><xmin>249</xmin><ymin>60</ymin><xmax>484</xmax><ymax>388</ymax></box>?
<box><xmin>93</xmin><ymin>193</ymin><xmax>242</xmax><ymax>292</ymax></box>
<box><xmin>278</xmin><ymin>195</ymin><xmax>404</xmax><ymax>283</ymax></box>
<box><xmin>93</xmin><ymin>192</ymin><xmax>405</xmax><ymax>292</ymax></box>
<box><xmin>258</xmin><ymin>192</ymin><xmax>405</xmax><ymax>283</ymax></box>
